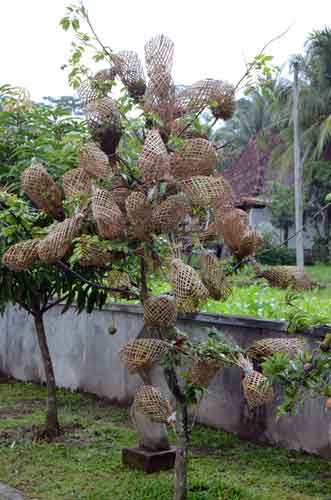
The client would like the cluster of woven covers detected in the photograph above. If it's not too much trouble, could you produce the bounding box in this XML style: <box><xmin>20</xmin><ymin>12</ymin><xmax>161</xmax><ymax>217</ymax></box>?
<box><xmin>119</xmin><ymin>335</ymin><xmax>306</xmax><ymax>423</ymax></box>
<box><xmin>2</xmin><ymin>33</ymin><xmax>264</xmax><ymax>307</ymax></box>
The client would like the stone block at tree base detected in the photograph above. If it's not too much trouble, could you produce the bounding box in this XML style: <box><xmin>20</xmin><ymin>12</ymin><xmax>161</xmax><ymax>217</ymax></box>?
<box><xmin>122</xmin><ymin>446</ymin><xmax>176</xmax><ymax>473</ymax></box>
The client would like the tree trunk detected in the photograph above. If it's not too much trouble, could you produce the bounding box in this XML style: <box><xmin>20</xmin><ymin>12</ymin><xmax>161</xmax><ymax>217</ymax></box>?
<box><xmin>33</xmin><ymin>307</ymin><xmax>60</xmax><ymax>436</ymax></box>
<box><xmin>292</xmin><ymin>61</ymin><xmax>304</xmax><ymax>269</ymax></box>
<box><xmin>174</xmin><ymin>399</ymin><xmax>189</xmax><ymax>500</ymax></box>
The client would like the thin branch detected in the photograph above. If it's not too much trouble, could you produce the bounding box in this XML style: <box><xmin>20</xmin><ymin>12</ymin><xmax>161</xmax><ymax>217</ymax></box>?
<box><xmin>80</xmin><ymin>1</ymin><xmax>115</xmax><ymax>64</ymax></box>
<box><xmin>176</xmin><ymin>106</ymin><xmax>207</xmax><ymax>139</ymax></box>
<box><xmin>234</xmin><ymin>24</ymin><xmax>293</xmax><ymax>91</ymax></box>
<box><xmin>42</xmin><ymin>294</ymin><xmax>70</xmax><ymax>313</ymax></box>
<box><xmin>55</xmin><ymin>261</ymin><xmax>140</xmax><ymax>299</ymax></box>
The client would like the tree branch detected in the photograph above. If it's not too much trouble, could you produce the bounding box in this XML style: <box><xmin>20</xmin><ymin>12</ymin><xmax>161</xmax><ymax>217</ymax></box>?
<box><xmin>234</xmin><ymin>24</ymin><xmax>293</xmax><ymax>91</ymax></box>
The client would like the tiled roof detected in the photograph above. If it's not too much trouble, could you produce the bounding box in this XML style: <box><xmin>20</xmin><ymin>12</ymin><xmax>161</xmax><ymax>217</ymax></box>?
<box><xmin>221</xmin><ymin>133</ymin><xmax>281</xmax><ymax>199</ymax></box>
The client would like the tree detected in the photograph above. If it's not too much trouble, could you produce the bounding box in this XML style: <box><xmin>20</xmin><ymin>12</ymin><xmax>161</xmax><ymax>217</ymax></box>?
<box><xmin>0</xmin><ymin>88</ymin><xmax>137</xmax><ymax>438</ymax></box>
<box><xmin>269</xmin><ymin>181</ymin><xmax>295</xmax><ymax>244</ymax></box>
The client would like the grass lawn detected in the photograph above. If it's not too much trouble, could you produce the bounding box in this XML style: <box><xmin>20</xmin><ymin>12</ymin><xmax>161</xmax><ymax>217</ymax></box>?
<box><xmin>0</xmin><ymin>380</ymin><xmax>331</xmax><ymax>500</ymax></box>
<box><xmin>147</xmin><ymin>264</ymin><xmax>331</xmax><ymax>323</ymax></box>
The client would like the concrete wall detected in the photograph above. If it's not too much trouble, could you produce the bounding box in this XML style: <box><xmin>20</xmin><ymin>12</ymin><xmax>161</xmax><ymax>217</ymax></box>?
<box><xmin>0</xmin><ymin>304</ymin><xmax>330</xmax><ymax>457</ymax></box>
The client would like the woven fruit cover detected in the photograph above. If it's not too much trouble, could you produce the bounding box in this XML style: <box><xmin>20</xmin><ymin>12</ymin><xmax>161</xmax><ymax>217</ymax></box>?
<box><xmin>84</xmin><ymin>97</ymin><xmax>122</xmax><ymax>155</ymax></box>
<box><xmin>107</xmin><ymin>269</ymin><xmax>132</xmax><ymax>299</ymax></box>
<box><xmin>216</xmin><ymin>208</ymin><xmax>249</xmax><ymax>252</ymax></box>
<box><xmin>111</xmin><ymin>186</ymin><xmax>131</xmax><ymax>212</ymax></box>
<box><xmin>78</xmin><ymin>78</ymin><xmax>99</xmax><ymax>109</ymax></box>
<box><xmin>94</xmin><ymin>66</ymin><xmax>117</xmax><ymax>87</ymax></box>
<box><xmin>282</xmin><ymin>266</ymin><xmax>313</xmax><ymax>291</ymax></box>
<box><xmin>92</xmin><ymin>189</ymin><xmax>126</xmax><ymax>240</ymax></box>
<box><xmin>144</xmin><ymin>294</ymin><xmax>177</xmax><ymax>328</ymax></box>
<box><xmin>120</xmin><ymin>338</ymin><xmax>170</xmax><ymax>374</ymax></box>
<box><xmin>37</xmin><ymin>214</ymin><xmax>84</xmax><ymax>263</ymax></box>
<box><xmin>243</xmin><ymin>370</ymin><xmax>274</xmax><ymax>409</ymax></box>
<box><xmin>200</xmin><ymin>250</ymin><xmax>232</xmax><ymax>301</ymax></box>
<box><xmin>236</xmin><ymin>230</ymin><xmax>263</xmax><ymax>260</ymax></box>
<box><xmin>144</xmin><ymin>70</ymin><xmax>175</xmax><ymax>125</ymax></box>
<box><xmin>21</xmin><ymin>164</ymin><xmax>64</xmax><ymax>221</ymax></box>
<box><xmin>133</xmin><ymin>385</ymin><xmax>174</xmax><ymax>425</ymax></box>
<box><xmin>2</xmin><ymin>239</ymin><xmax>39</xmax><ymax>272</ymax></box>
<box><xmin>171</xmin><ymin>258</ymin><xmax>209</xmax><ymax>313</ymax></box>
<box><xmin>116</xmin><ymin>50</ymin><xmax>146</xmax><ymax>99</ymax></box>
<box><xmin>144</xmin><ymin>34</ymin><xmax>175</xmax><ymax>77</ymax></box>
<box><xmin>200</xmin><ymin>222</ymin><xmax>218</xmax><ymax>242</ymax></box>
<box><xmin>235</xmin><ymin>354</ymin><xmax>274</xmax><ymax>409</ymax></box>
<box><xmin>139</xmin><ymin>129</ymin><xmax>170</xmax><ymax>185</ymax></box>
<box><xmin>180</xmin><ymin>175</ymin><xmax>232</xmax><ymax>208</ymax></box>
<box><xmin>187</xmin><ymin>358</ymin><xmax>221</xmax><ymax>388</ymax></box>
<box><xmin>78</xmin><ymin>237</ymin><xmax>112</xmax><ymax>268</ymax></box>
<box><xmin>125</xmin><ymin>191</ymin><xmax>153</xmax><ymax>240</ymax></box>
<box><xmin>62</xmin><ymin>167</ymin><xmax>92</xmax><ymax>199</ymax></box>
<box><xmin>79</xmin><ymin>142</ymin><xmax>114</xmax><ymax>180</ymax></box>
<box><xmin>151</xmin><ymin>194</ymin><xmax>189</xmax><ymax>233</ymax></box>
<box><xmin>170</xmin><ymin>139</ymin><xmax>217</xmax><ymax>180</ymax></box>
<box><xmin>207</xmin><ymin>80</ymin><xmax>235</xmax><ymax>121</ymax></box>
<box><xmin>255</xmin><ymin>266</ymin><xmax>295</xmax><ymax>289</ymax></box>
<box><xmin>248</xmin><ymin>337</ymin><xmax>306</xmax><ymax>361</ymax></box>
<box><xmin>174</xmin><ymin>79</ymin><xmax>215</xmax><ymax>118</ymax></box>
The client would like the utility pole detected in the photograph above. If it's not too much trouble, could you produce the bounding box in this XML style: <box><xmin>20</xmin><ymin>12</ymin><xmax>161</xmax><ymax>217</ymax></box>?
<box><xmin>292</xmin><ymin>58</ymin><xmax>304</xmax><ymax>269</ymax></box>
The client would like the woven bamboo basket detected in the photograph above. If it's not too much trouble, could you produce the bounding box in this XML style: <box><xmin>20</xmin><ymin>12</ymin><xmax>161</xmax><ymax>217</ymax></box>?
<box><xmin>255</xmin><ymin>265</ymin><xmax>312</xmax><ymax>290</ymax></box>
<box><xmin>2</xmin><ymin>239</ymin><xmax>40</xmax><ymax>272</ymax></box>
<box><xmin>214</xmin><ymin>183</ymin><xmax>236</xmax><ymax>218</ymax></box>
<box><xmin>143</xmin><ymin>71</ymin><xmax>175</xmax><ymax>125</ymax></box>
<box><xmin>171</xmin><ymin>258</ymin><xmax>209</xmax><ymax>313</ymax></box>
<box><xmin>139</xmin><ymin>129</ymin><xmax>170</xmax><ymax>185</ymax></box>
<box><xmin>236</xmin><ymin>230</ymin><xmax>263</xmax><ymax>260</ymax></box>
<box><xmin>78</xmin><ymin>78</ymin><xmax>99</xmax><ymax>109</ymax></box>
<box><xmin>170</xmin><ymin>139</ymin><xmax>217</xmax><ymax>180</ymax></box>
<box><xmin>120</xmin><ymin>338</ymin><xmax>170</xmax><ymax>374</ymax></box>
<box><xmin>133</xmin><ymin>385</ymin><xmax>174</xmax><ymax>425</ymax></box>
<box><xmin>116</xmin><ymin>51</ymin><xmax>146</xmax><ymax>99</ymax></box>
<box><xmin>84</xmin><ymin>97</ymin><xmax>122</xmax><ymax>155</ymax></box>
<box><xmin>208</xmin><ymin>80</ymin><xmax>235</xmax><ymax>121</ymax></box>
<box><xmin>78</xmin><ymin>236</ymin><xmax>112</xmax><ymax>268</ymax></box>
<box><xmin>92</xmin><ymin>189</ymin><xmax>126</xmax><ymax>240</ymax></box>
<box><xmin>180</xmin><ymin>175</ymin><xmax>233</xmax><ymax>208</ymax></box>
<box><xmin>187</xmin><ymin>358</ymin><xmax>221</xmax><ymax>388</ymax></box>
<box><xmin>111</xmin><ymin>186</ymin><xmax>131</xmax><ymax>212</ymax></box>
<box><xmin>21</xmin><ymin>164</ymin><xmax>64</xmax><ymax>220</ymax></box>
<box><xmin>174</xmin><ymin>79</ymin><xmax>215</xmax><ymax>118</ymax></box>
<box><xmin>94</xmin><ymin>66</ymin><xmax>117</xmax><ymax>86</ymax></box>
<box><xmin>107</xmin><ymin>269</ymin><xmax>132</xmax><ymax>299</ymax></box>
<box><xmin>200</xmin><ymin>222</ymin><xmax>218</xmax><ymax>242</ymax></box>
<box><xmin>282</xmin><ymin>266</ymin><xmax>313</xmax><ymax>290</ymax></box>
<box><xmin>151</xmin><ymin>194</ymin><xmax>189</xmax><ymax>233</ymax></box>
<box><xmin>62</xmin><ymin>167</ymin><xmax>92</xmax><ymax>199</ymax></box>
<box><xmin>216</xmin><ymin>208</ymin><xmax>249</xmax><ymax>253</ymax></box>
<box><xmin>144</xmin><ymin>34</ymin><xmax>174</xmax><ymax>77</ymax></box>
<box><xmin>79</xmin><ymin>142</ymin><xmax>113</xmax><ymax>180</ymax></box>
<box><xmin>235</xmin><ymin>354</ymin><xmax>274</xmax><ymax>409</ymax></box>
<box><xmin>248</xmin><ymin>338</ymin><xmax>306</xmax><ymax>361</ymax></box>
<box><xmin>200</xmin><ymin>250</ymin><xmax>232</xmax><ymax>301</ymax></box>
<box><xmin>125</xmin><ymin>191</ymin><xmax>153</xmax><ymax>240</ymax></box>
<box><xmin>143</xmin><ymin>294</ymin><xmax>177</xmax><ymax>328</ymax></box>
<box><xmin>37</xmin><ymin>214</ymin><xmax>84</xmax><ymax>263</ymax></box>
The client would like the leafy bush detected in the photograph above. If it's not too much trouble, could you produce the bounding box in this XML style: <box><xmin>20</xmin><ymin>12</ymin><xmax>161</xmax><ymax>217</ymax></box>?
<box><xmin>256</xmin><ymin>231</ymin><xmax>296</xmax><ymax>265</ymax></box>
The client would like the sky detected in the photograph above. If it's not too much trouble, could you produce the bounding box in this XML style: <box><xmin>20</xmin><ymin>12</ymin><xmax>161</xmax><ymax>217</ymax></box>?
<box><xmin>0</xmin><ymin>0</ymin><xmax>330</xmax><ymax>101</ymax></box>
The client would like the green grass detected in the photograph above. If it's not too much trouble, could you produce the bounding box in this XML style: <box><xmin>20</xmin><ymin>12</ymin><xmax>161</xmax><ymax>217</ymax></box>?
<box><xmin>0</xmin><ymin>381</ymin><xmax>331</xmax><ymax>499</ymax></box>
<box><xmin>148</xmin><ymin>265</ymin><xmax>331</xmax><ymax>323</ymax></box>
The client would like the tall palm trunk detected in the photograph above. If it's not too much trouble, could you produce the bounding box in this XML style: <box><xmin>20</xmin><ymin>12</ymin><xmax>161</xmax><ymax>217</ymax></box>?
<box><xmin>33</xmin><ymin>305</ymin><xmax>60</xmax><ymax>436</ymax></box>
